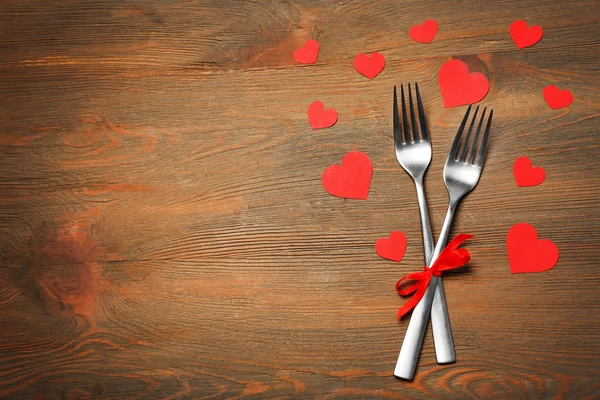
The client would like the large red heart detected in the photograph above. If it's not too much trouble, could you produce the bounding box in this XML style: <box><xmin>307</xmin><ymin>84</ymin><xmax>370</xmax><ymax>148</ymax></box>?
<box><xmin>409</xmin><ymin>19</ymin><xmax>438</xmax><ymax>44</ymax></box>
<box><xmin>514</xmin><ymin>157</ymin><xmax>546</xmax><ymax>187</ymax></box>
<box><xmin>354</xmin><ymin>52</ymin><xmax>385</xmax><ymax>79</ymax></box>
<box><xmin>507</xmin><ymin>223</ymin><xmax>559</xmax><ymax>274</ymax></box>
<box><xmin>438</xmin><ymin>59</ymin><xmax>490</xmax><ymax>108</ymax></box>
<box><xmin>375</xmin><ymin>231</ymin><xmax>407</xmax><ymax>262</ymax></box>
<box><xmin>510</xmin><ymin>20</ymin><xmax>543</xmax><ymax>49</ymax></box>
<box><xmin>308</xmin><ymin>101</ymin><xmax>338</xmax><ymax>129</ymax></box>
<box><xmin>293</xmin><ymin>39</ymin><xmax>319</xmax><ymax>64</ymax></box>
<box><xmin>543</xmin><ymin>86</ymin><xmax>573</xmax><ymax>110</ymax></box>
<box><xmin>322</xmin><ymin>151</ymin><xmax>372</xmax><ymax>200</ymax></box>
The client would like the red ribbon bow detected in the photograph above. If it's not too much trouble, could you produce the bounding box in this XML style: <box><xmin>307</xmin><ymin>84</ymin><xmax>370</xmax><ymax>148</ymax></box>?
<box><xmin>395</xmin><ymin>234</ymin><xmax>473</xmax><ymax>319</ymax></box>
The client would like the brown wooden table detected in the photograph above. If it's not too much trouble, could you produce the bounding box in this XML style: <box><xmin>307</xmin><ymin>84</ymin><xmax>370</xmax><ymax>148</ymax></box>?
<box><xmin>1</xmin><ymin>0</ymin><xmax>599</xmax><ymax>398</ymax></box>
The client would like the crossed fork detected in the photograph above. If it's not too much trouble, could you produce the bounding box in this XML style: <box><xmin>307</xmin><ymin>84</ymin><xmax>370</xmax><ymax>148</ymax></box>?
<box><xmin>392</xmin><ymin>83</ymin><xmax>493</xmax><ymax>380</ymax></box>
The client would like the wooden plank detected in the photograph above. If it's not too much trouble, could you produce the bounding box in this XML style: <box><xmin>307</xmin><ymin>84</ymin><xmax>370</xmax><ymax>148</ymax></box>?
<box><xmin>1</xmin><ymin>0</ymin><xmax>599</xmax><ymax>398</ymax></box>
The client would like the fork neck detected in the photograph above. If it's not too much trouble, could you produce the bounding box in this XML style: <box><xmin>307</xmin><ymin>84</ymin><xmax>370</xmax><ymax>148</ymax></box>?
<box><xmin>413</xmin><ymin>174</ymin><xmax>424</xmax><ymax>186</ymax></box>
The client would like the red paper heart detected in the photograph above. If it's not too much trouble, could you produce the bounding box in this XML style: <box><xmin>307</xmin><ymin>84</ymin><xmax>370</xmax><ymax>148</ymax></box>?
<box><xmin>409</xmin><ymin>19</ymin><xmax>438</xmax><ymax>44</ymax></box>
<box><xmin>375</xmin><ymin>231</ymin><xmax>407</xmax><ymax>262</ymax></box>
<box><xmin>293</xmin><ymin>39</ymin><xmax>319</xmax><ymax>64</ymax></box>
<box><xmin>507</xmin><ymin>223</ymin><xmax>558</xmax><ymax>274</ymax></box>
<box><xmin>543</xmin><ymin>86</ymin><xmax>573</xmax><ymax>110</ymax></box>
<box><xmin>308</xmin><ymin>101</ymin><xmax>338</xmax><ymax>129</ymax></box>
<box><xmin>514</xmin><ymin>157</ymin><xmax>546</xmax><ymax>187</ymax></box>
<box><xmin>354</xmin><ymin>52</ymin><xmax>385</xmax><ymax>79</ymax></box>
<box><xmin>510</xmin><ymin>20</ymin><xmax>543</xmax><ymax>49</ymax></box>
<box><xmin>322</xmin><ymin>151</ymin><xmax>372</xmax><ymax>200</ymax></box>
<box><xmin>438</xmin><ymin>59</ymin><xmax>490</xmax><ymax>108</ymax></box>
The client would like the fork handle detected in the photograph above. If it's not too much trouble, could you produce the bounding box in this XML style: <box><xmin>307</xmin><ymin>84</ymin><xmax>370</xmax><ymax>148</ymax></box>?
<box><xmin>415</xmin><ymin>180</ymin><xmax>456</xmax><ymax>365</ymax></box>
<box><xmin>431</xmin><ymin>279</ymin><xmax>455</xmax><ymax>363</ymax></box>
<box><xmin>394</xmin><ymin>275</ymin><xmax>440</xmax><ymax>380</ymax></box>
<box><xmin>395</xmin><ymin>202</ymin><xmax>457</xmax><ymax>380</ymax></box>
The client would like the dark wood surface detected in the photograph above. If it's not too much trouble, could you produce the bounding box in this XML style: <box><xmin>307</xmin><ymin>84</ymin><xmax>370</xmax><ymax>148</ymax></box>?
<box><xmin>1</xmin><ymin>0</ymin><xmax>600</xmax><ymax>398</ymax></box>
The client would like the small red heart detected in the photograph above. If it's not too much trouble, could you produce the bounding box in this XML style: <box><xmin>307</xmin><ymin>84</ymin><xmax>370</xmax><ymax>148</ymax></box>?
<box><xmin>308</xmin><ymin>101</ymin><xmax>338</xmax><ymax>129</ymax></box>
<box><xmin>438</xmin><ymin>59</ymin><xmax>490</xmax><ymax>108</ymax></box>
<box><xmin>543</xmin><ymin>85</ymin><xmax>573</xmax><ymax>110</ymax></box>
<box><xmin>322</xmin><ymin>151</ymin><xmax>372</xmax><ymax>200</ymax></box>
<box><xmin>514</xmin><ymin>157</ymin><xmax>546</xmax><ymax>187</ymax></box>
<box><xmin>507</xmin><ymin>223</ymin><xmax>558</xmax><ymax>274</ymax></box>
<box><xmin>409</xmin><ymin>19</ymin><xmax>438</xmax><ymax>44</ymax></box>
<box><xmin>354</xmin><ymin>52</ymin><xmax>385</xmax><ymax>79</ymax></box>
<box><xmin>510</xmin><ymin>20</ymin><xmax>543</xmax><ymax>49</ymax></box>
<box><xmin>294</xmin><ymin>39</ymin><xmax>319</xmax><ymax>64</ymax></box>
<box><xmin>375</xmin><ymin>231</ymin><xmax>407</xmax><ymax>262</ymax></box>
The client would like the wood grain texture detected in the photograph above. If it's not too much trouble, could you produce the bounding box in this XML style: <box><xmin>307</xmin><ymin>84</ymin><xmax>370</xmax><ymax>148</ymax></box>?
<box><xmin>1</xmin><ymin>0</ymin><xmax>600</xmax><ymax>398</ymax></box>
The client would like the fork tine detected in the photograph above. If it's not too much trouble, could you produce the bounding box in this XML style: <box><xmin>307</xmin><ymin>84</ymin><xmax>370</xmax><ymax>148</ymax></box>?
<box><xmin>415</xmin><ymin>82</ymin><xmax>429</xmax><ymax>142</ymax></box>
<box><xmin>458</xmin><ymin>106</ymin><xmax>479</xmax><ymax>161</ymax></box>
<box><xmin>408</xmin><ymin>83</ymin><xmax>418</xmax><ymax>142</ymax></box>
<box><xmin>467</xmin><ymin>108</ymin><xmax>487</xmax><ymax>164</ymax></box>
<box><xmin>448</xmin><ymin>105</ymin><xmax>472</xmax><ymax>159</ymax></box>
<box><xmin>401</xmin><ymin>84</ymin><xmax>410</xmax><ymax>143</ymax></box>
<box><xmin>476</xmin><ymin>109</ymin><xmax>493</xmax><ymax>166</ymax></box>
<box><xmin>393</xmin><ymin>85</ymin><xmax>402</xmax><ymax>146</ymax></box>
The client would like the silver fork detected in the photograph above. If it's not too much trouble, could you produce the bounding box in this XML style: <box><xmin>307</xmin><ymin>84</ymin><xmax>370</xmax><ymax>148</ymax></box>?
<box><xmin>393</xmin><ymin>83</ymin><xmax>455</xmax><ymax>365</ymax></box>
<box><xmin>393</xmin><ymin>83</ymin><xmax>434</xmax><ymax>260</ymax></box>
<box><xmin>394</xmin><ymin>105</ymin><xmax>494</xmax><ymax>381</ymax></box>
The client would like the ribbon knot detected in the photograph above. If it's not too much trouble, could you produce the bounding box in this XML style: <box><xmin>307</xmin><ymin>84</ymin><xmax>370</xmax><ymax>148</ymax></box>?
<box><xmin>395</xmin><ymin>234</ymin><xmax>473</xmax><ymax>319</ymax></box>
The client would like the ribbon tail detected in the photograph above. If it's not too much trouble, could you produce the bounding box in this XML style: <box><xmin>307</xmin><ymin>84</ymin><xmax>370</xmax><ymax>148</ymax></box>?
<box><xmin>446</xmin><ymin>234</ymin><xmax>474</xmax><ymax>251</ymax></box>
<box><xmin>397</xmin><ymin>278</ymin><xmax>429</xmax><ymax>319</ymax></box>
